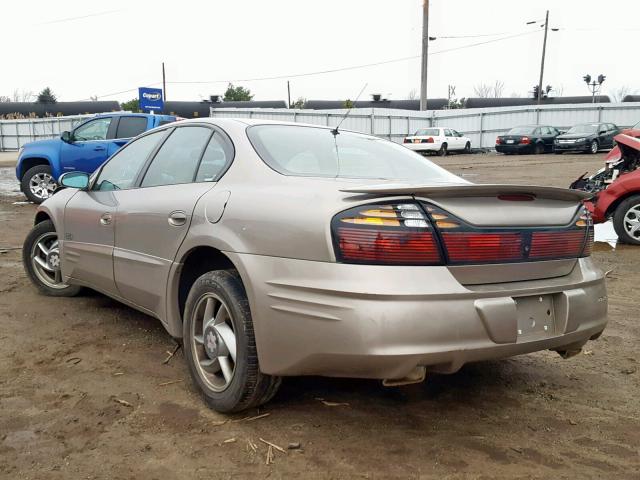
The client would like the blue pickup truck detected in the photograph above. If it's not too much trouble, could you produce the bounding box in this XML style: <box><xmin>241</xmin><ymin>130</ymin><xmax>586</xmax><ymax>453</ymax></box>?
<box><xmin>16</xmin><ymin>112</ymin><xmax>176</xmax><ymax>203</ymax></box>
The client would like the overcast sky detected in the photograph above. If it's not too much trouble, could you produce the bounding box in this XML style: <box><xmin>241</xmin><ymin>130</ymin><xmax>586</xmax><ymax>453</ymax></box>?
<box><xmin>3</xmin><ymin>0</ymin><xmax>639</xmax><ymax>104</ymax></box>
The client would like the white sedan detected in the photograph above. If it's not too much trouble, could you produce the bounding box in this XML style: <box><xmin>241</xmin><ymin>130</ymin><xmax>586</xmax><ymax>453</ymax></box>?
<box><xmin>403</xmin><ymin>127</ymin><xmax>471</xmax><ymax>155</ymax></box>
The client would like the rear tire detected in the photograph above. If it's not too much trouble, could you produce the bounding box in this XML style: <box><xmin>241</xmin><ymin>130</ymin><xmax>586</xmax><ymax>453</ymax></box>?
<box><xmin>183</xmin><ymin>269</ymin><xmax>281</xmax><ymax>413</ymax></box>
<box><xmin>613</xmin><ymin>195</ymin><xmax>640</xmax><ymax>245</ymax></box>
<box><xmin>438</xmin><ymin>143</ymin><xmax>448</xmax><ymax>156</ymax></box>
<box><xmin>22</xmin><ymin>220</ymin><xmax>82</xmax><ymax>297</ymax></box>
<box><xmin>534</xmin><ymin>143</ymin><xmax>545</xmax><ymax>155</ymax></box>
<box><xmin>21</xmin><ymin>164</ymin><xmax>57</xmax><ymax>204</ymax></box>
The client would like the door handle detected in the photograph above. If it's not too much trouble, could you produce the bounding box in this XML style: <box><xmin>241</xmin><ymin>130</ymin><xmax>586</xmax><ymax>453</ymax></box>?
<box><xmin>100</xmin><ymin>212</ymin><xmax>112</xmax><ymax>226</ymax></box>
<box><xmin>94</xmin><ymin>146</ymin><xmax>106</xmax><ymax>151</ymax></box>
<box><xmin>168</xmin><ymin>211</ymin><xmax>187</xmax><ymax>226</ymax></box>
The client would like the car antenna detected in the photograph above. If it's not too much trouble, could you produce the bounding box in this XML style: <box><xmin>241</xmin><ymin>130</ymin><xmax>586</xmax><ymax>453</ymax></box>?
<box><xmin>331</xmin><ymin>83</ymin><xmax>368</xmax><ymax>136</ymax></box>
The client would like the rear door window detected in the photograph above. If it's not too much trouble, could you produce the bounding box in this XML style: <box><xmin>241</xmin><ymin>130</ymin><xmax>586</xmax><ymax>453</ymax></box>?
<box><xmin>116</xmin><ymin>117</ymin><xmax>148</xmax><ymax>139</ymax></box>
<box><xmin>195</xmin><ymin>133</ymin><xmax>233</xmax><ymax>182</ymax></box>
<box><xmin>141</xmin><ymin>126</ymin><xmax>212</xmax><ymax>188</ymax></box>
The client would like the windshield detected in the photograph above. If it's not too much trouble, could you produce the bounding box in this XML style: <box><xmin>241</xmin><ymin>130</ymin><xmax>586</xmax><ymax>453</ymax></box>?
<box><xmin>247</xmin><ymin>125</ymin><xmax>462</xmax><ymax>183</ymax></box>
<box><xmin>507</xmin><ymin>126</ymin><xmax>535</xmax><ymax>135</ymax></box>
<box><xmin>414</xmin><ymin>128</ymin><xmax>439</xmax><ymax>136</ymax></box>
<box><xmin>633</xmin><ymin>119</ymin><xmax>640</xmax><ymax>130</ymax></box>
<box><xmin>566</xmin><ymin>124</ymin><xmax>598</xmax><ymax>134</ymax></box>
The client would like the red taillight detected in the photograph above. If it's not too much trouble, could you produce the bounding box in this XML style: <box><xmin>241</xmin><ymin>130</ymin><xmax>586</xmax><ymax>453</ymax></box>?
<box><xmin>529</xmin><ymin>231</ymin><xmax>585</xmax><ymax>259</ymax></box>
<box><xmin>421</xmin><ymin>137</ymin><xmax>435</xmax><ymax>143</ymax></box>
<box><xmin>496</xmin><ymin>137</ymin><xmax>502</xmax><ymax>145</ymax></box>
<box><xmin>332</xmin><ymin>203</ymin><xmax>443</xmax><ymax>265</ymax></box>
<box><xmin>520</xmin><ymin>136</ymin><xmax>531</xmax><ymax>144</ymax></box>
<box><xmin>442</xmin><ymin>232</ymin><xmax>522</xmax><ymax>263</ymax></box>
<box><xmin>337</xmin><ymin>228</ymin><xmax>440</xmax><ymax>264</ymax></box>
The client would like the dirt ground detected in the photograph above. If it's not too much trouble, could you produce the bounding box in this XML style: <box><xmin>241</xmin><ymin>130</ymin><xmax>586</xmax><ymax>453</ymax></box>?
<box><xmin>1</xmin><ymin>152</ymin><xmax>639</xmax><ymax>479</ymax></box>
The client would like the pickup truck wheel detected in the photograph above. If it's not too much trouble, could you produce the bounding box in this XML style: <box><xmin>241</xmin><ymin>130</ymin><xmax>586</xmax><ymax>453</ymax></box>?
<box><xmin>22</xmin><ymin>220</ymin><xmax>82</xmax><ymax>296</ymax></box>
<box><xmin>183</xmin><ymin>269</ymin><xmax>281</xmax><ymax>413</ymax></box>
<box><xmin>21</xmin><ymin>165</ymin><xmax>57</xmax><ymax>204</ymax></box>
<box><xmin>613</xmin><ymin>195</ymin><xmax>640</xmax><ymax>245</ymax></box>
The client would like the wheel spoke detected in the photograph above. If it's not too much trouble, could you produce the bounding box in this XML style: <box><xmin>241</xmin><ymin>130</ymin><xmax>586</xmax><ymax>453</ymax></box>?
<box><xmin>37</xmin><ymin>241</ymin><xmax>50</xmax><ymax>256</ymax></box>
<box><xmin>34</xmin><ymin>256</ymin><xmax>54</xmax><ymax>272</ymax></box>
<box><xmin>200</xmin><ymin>358</ymin><xmax>220</xmax><ymax>371</ymax></box>
<box><xmin>214</xmin><ymin>323</ymin><xmax>236</xmax><ymax>361</ymax></box>
<box><xmin>214</xmin><ymin>303</ymin><xmax>228</xmax><ymax>326</ymax></box>
<box><xmin>194</xmin><ymin>334</ymin><xmax>204</xmax><ymax>345</ymax></box>
<box><xmin>202</xmin><ymin>297</ymin><xmax>215</xmax><ymax>332</ymax></box>
<box><xmin>218</xmin><ymin>356</ymin><xmax>233</xmax><ymax>383</ymax></box>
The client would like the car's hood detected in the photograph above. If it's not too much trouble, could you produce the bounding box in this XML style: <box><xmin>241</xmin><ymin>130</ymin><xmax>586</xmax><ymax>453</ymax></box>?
<box><xmin>556</xmin><ymin>133</ymin><xmax>594</xmax><ymax>140</ymax></box>
<box><xmin>22</xmin><ymin>138</ymin><xmax>61</xmax><ymax>151</ymax></box>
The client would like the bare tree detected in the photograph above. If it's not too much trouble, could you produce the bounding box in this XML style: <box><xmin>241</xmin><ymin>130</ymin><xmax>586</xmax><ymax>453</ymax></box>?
<box><xmin>610</xmin><ymin>85</ymin><xmax>635</xmax><ymax>103</ymax></box>
<box><xmin>12</xmin><ymin>89</ymin><xmax>34</xmax><ymax>102</ymax></box>
<box><xmin>491</xmin><ymin>80</ymin><xmax>504</xmax><ymax>98</ymax></box>
<box><xmin>407</xmin><ymin>88</ymin><xmax>418</xmax><ymax>100</ymax></box>
<box><xmin>473</xmin><ymin>83</ymin><xmax>492</xmax><ymax>98</ymax></box>
<box><xmin>0</xmin><ymin>95</ymin><xmax>11</xmax><ymax>102</ymax></box>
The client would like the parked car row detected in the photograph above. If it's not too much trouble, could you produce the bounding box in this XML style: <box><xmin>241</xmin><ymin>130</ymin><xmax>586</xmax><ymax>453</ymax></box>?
<box><xmin>496</xmin><ymin>123</ymin><xmax>620</xmax><ymax>155</ymax></box>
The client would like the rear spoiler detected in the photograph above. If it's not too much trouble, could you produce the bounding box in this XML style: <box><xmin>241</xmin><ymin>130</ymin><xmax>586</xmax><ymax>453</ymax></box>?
<box><xmin>340</xmin><ymin>183</ymin><xmax>593</xmax><ymax>202</ymax></box>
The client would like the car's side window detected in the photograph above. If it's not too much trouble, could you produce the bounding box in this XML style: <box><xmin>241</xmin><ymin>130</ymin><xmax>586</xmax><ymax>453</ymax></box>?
<box><xmin>444</xmin><ymin>129</ymin><xmax>452</xmax><ymax>136</ymax></box>
<box><xmin>141</xmin><ymin>126</ymin><xmax>212</xmax><ymax>188</ymax></box>
<box><xmin>116</xmin><ymin>117</ymin><xmax>148</xmax><ymax>139</ymax></box>
<box><xmin>74</xmin><ymin>117</ymin><xmax>112</xmax><ymax>141</ymax></box>
<box><xmin>94</xmin><ymin>130</ymin><xmax>166</xmax><ymax>191</ymax></box>
<box><xmin>195</xmin><ymin>133</ymin><xmax>233</xmax><ymax>182</ymax></box>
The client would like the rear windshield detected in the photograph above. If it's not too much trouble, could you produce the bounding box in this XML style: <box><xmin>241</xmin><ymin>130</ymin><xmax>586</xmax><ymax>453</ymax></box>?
<box><xmin>507</xmin><ymin>126</ymin><xmax>535</xmax><ymax>135</ymax></box>
<box><xmin>414</xmin><ymin>128</ymin><xmax>439</xmax><ymax>136</ymax></box>
<box><xmin>247</xmin><ymin>125</ymin><xmax>461</xmax><ymax>182</ymax></box>
<box><xmin>567</xmin><ymin>124</ymin><xmax>597</xmax><ymax>134</ymax></box>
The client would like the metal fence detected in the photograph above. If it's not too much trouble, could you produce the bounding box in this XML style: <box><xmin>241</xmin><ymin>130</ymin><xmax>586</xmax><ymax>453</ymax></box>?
<box><xmin>0</xmin><ymin>114</ymin><xmax>94</xmax><ymax>151</ymax></box>
<box><xmin>210</xmin><ymin>102</ymin><xmax>640</xmax><ymax>148</ymax></box>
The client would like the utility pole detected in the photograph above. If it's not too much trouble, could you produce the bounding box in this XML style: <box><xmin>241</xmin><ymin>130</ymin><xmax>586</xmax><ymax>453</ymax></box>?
<box><xmin>419</xmin><ymin>0</ymin><xmax>429</xmax><ymax>111</ymax></box>
<box><xmin>162</xmin><ymin>62</ymin><xmax>167</xmax><ymax>102</ymax></box>
<box><xmin>287</xmin><ymin>80</ymin><xmax>291</xmax><ymax>108</ymax></box>
<box><xmin>537</xmin><ymin>10</ymin><xmax>549</xmax><ymax>105</ymax></box>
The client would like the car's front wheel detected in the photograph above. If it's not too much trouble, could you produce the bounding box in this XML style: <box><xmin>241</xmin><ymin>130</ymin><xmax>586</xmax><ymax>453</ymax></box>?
<box><xmin>21</xmin><ymin>165</ymin><xmax>58</xmax><ymax>204</ymax></box>
<box><xmin>22</xmin><ymin>220</ymin><xmax>82</xmax><ymax>296</ymax></box>
<box><xmin>589</xmin><ymin>140</ymin><xmax>599</xmax><ymax>154</ymax></box>
<box><xmin>183</xmin><ymin>270</ymin><xmax>281</xmax><ymax>413</ymax></box>
<box><xmin>613</xmin><ymin>195</ymin><xmax>640</xmax><ymax>245</ymax></box>
<box><xmin>464</xmin><ymin>142</ymin><xmax>471</xmax><ymax>154</ymax></box>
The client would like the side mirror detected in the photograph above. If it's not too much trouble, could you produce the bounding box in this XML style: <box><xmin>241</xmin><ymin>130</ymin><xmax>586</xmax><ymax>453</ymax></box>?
<box><xmin>61</xmin><ymin>131</ymin><xmax>73</xmax><ymax>143</ymax></box>
<box><xmin>59</xmin><ymin>171</ymin><xmax>89</xmax><ymax>190</ymax></box>
<box><xmin>599</xmin><ymin>130</ymin><xmax>606</xmax><ymax>135</ymax></box>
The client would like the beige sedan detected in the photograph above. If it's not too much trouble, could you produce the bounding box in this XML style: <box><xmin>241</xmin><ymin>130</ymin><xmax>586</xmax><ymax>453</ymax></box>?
<box><xmin>23</xmin><ymin>119</ymin><xmax>607</xmax><ymax>412</ymax></box>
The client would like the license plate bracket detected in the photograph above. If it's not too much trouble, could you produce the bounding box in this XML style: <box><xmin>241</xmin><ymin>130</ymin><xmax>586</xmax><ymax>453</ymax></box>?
<box><xmin>506</xmin><ymin>139</ymin><xmax>515</xmax><ymax>144</ymax></box>
<box><xmin>515</xmin><ymin>295</ymin><xmax>556</xmax><ymax>340</ymax></box>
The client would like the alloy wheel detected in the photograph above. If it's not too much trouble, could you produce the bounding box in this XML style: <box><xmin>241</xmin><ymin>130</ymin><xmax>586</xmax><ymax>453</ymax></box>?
<box><xmin>29</xmin><ymin>172</ymin><xmax>57</xmax><ymax>201</ymax></box>
<box><xmin>191</xmin><ymin>293</ymin><xmax>237</xmax><ymax>392</ymax></box>
<box><xmin>623</xmin><ymin>204</ymin><xmax>640</xmax><ymax>241</ymax></box>
<box><xmin>30</xmin><ymin>232</ymin><xmax>66</xmax><ymax>289</ymax></box>
<box><xmin>590</xmin><ymin>141</ymin><xmax>598</xmax><ymax>154</ymax></box>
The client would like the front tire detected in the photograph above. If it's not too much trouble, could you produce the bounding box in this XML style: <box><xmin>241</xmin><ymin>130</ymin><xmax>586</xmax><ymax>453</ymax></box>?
<box><xmin>21</xmin><ymin>165</ymin><xmax>58</xmax><ymax>204</ymax></box>
<box><xmin>613</xmin><ymin>195</ymin><xmax>640</xmax><ymax>245</ymax></box>
<box><xmin>589</xmin><ymin>140</ymin><xmax>599</xmax><ymax>154</ymax></box>
<box><xmin>183</xmin><ymin>270</ymin><xmax>281</xmax><ymax>413</ymax></box>
<box><xmin>22</xmin><ymin>220</ymin><xmax>82</xmax><ymax>296</ymax></box>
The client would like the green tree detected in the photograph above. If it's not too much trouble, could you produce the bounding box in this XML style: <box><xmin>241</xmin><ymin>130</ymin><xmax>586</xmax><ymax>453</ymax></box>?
<box><xmin>121</xmin><ymin>98</ymin><xmax>140</xmax><ymax>112</ymax></box>
<box><xmin>343</xmin><ymin>99</ymin><xmax>354</xmax><ymax>108</ymax></box>
<box><xmin>37</xmin><ymin>87</ymin><xmax>57</xmax><ymax>104</ymax></box>
<box><xmin>291</xmin><ymin>97</ymin><xmax>306</xmax><ymax>109</ymax></box>
<box><xmin>223</xmin><ymin>83</ymin><xmax>253</xmax><ymax>101</ymax></box>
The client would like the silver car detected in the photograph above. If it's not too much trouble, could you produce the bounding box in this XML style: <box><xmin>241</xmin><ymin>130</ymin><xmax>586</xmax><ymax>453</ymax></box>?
<box><xmin>23</xmin><ymin>119</ymin><xmax>607</xmax><ymax>412</ymax></box>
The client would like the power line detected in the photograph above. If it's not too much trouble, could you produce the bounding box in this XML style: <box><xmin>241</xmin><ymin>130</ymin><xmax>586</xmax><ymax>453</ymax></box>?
<box><xmin>35</xmin><ymin>9</ymin><xmax>123</xmax><ymax>26</ymax></box>
<box><xmin>80</xmin><ymin>29</ymin><xmax>541</xmax><ymax>101</ymax></box>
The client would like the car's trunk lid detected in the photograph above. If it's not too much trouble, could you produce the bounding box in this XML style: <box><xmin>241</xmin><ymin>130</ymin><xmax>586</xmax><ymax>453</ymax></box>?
<box><xmin>340</xmin><ymin>183</ymin><xmax>592</xmax><ymax>284</ymax></box>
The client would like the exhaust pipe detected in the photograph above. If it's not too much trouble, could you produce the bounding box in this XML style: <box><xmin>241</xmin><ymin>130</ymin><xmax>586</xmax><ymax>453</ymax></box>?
<box><xmin>557</xmin><ymin>348</ymin><xmax>582</xmax><ymax>359</ymax></box>
<box><xmin>382</xmin><ymin>366</ymin><xmax>426</xmax><ymax>387</ymax></box>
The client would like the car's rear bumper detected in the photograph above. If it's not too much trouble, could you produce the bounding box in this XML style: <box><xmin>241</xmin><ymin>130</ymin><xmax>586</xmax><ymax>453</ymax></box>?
<box><xmin>228</xmin><ymin>253</ymin><xmax>608</xmax><ymax>379</ymax></box>
<box><xmin>495</xmin><ymin>143</ymin><xmax>532</xmax><ymax>154</ymax></box>
<box><xmin>403</xmin><ymin>142</ymin><xmax>442</xmax><ymax>152</ymax></box>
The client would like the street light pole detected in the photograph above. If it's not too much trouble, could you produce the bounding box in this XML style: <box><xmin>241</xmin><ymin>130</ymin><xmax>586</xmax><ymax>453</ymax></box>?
<box><xmin>419</xmin><ymin>0</ymin><xmax>429</xmax><ymax>111</ymax></box>
<box><xmin>537</xmin><ymin>10</ymin><xmax>549</xmax><ymax>105</ymax></box>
